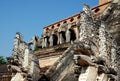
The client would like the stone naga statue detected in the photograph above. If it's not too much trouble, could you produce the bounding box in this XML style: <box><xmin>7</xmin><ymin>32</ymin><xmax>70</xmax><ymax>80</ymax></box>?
<box><xmin>74</xmin><ymin>4</ymin><xmax>118</xmax><ymax>81</ymax></box>
<box><xmin>82</xmin><ymin>4</ymin><xmax>94</xmax><ymax>19</ymax></box>
<box><xmin>79</xmin><ymin>4</ymin><xmax>95</xmax><ymax>42</ymax></box>
<box><xmin>7</xmin><ymin>32</ymin><xmax>40</xmax><ymax>81</ymax></box>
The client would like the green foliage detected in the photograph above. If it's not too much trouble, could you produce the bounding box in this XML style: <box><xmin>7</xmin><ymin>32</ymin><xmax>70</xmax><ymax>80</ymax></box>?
<box><xmin>34</xmin><ymin>46</ymin><xmax>40</xmax><ymax>51</ymax></box>
<box><xmin>0</xmin><ymin>56</ymin><xmax>7</xmax><ymax>64</ymax></box>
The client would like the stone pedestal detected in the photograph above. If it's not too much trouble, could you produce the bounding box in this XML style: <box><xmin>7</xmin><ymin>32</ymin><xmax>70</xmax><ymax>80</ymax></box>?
<box><xmin>11</xmin><ymin>73</ymin><xmax>25</xmax><ymax>81</ymax></box>
<box><xmin>78</xmin><ymin>66</ymin><xmax>97</xmax><ymax>81</ymax></box>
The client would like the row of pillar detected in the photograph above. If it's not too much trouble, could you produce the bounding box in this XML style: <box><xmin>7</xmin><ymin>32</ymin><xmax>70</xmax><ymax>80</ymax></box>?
<box><xmin>41</xmin><ymin>29</ymin><xmax>77</xmax><ymax>48</ymax></box>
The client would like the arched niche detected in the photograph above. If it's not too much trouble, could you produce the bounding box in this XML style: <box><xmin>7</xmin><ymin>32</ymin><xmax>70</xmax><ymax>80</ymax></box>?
<box><xmin>69</xmin><ymin>29</ymin><xmax>76</xmax><ymax>41</ymax></box>
<box><xmin>53</xmin><ymin>34</ymin><xmax>58</xmax><ymax>46</ymax></box>
<box><xmin>61</xmin><ymin>31</ymin><xmax>66</xmax><ymax>41</ymax></box>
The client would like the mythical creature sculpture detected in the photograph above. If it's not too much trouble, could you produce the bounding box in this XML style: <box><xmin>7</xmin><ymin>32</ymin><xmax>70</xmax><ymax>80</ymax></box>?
<box><xmin>7</xmin><ymin>32</ymin><xmax>40</xmax><ymax>81</ymax></box>
<box><xmin>42</xmin><ymin>30</ymin><xmax>50</xmax><ymax>48</ymax></box>
<box><xmin>29</xmin><ymin>35</ymin><xmax>42</xmax><ymax>49</ymax></box>
<box><xmin>82</xmin><ymin>4</ymin><xmax>94</xmax><ymax>19</ymax></box>
<box><xmin>65</xmin><ymin>24</ymin><xmax>72</xmax><ymax>43</ymax></box>
<box><xmin>79</xmin><ymin>4</ymin><xmax>95</xmax><ymax>42</ymax></box>
<box><xmin>57</xmin><ymin>23</ymin><xmax>68</xmax><ymax>44</ymax></box>
<box><xmin>74</xmin><ymin>4</ymin><xmax>118</xmax><ymax>81</ymax></box>
<box><xmin>49</xmin><ymin>29</ymin><xmax>55</xmax><ymax>47</ymax></box>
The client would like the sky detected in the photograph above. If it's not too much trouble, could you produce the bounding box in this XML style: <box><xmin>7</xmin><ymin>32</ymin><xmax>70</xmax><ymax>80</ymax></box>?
<box><xmin>0</xmin><ymin>0</ymin><xmax>98</xmax><ymax>57</ymax></box>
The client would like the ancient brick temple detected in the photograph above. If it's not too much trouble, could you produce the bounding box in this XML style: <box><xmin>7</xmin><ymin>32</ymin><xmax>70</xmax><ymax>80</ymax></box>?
<box><xmin>30</xmin><ymin>0</ymin><xmax>120</xmax><ymax>81</ymax></box>
<box><xmin>34</xmin><ymin>0</ymin><xmax>112</xmax><ymax>68</ymax></box>
<box><xmin>8</xmin><ymin>0</ymin><xmax>120</xmax><ymax>81</ymax></box>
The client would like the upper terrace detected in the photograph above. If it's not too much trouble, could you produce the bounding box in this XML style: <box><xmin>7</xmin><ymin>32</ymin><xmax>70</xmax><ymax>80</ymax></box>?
<box><xmin>43</xmin><ymin>0</ymin><xmax>112</xmax><ymax>32</ymax></box>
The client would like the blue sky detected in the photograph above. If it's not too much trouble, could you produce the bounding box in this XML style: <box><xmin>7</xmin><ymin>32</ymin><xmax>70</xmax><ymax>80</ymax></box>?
<box><xmin>0</xmin><ymin>0</ymin><xmax>98</xmax><ymax>57</ymax></box>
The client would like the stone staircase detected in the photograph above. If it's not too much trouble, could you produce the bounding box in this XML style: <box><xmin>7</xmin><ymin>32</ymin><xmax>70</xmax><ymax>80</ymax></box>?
<box><xmin>44</xmin><ymin>45</ymin><xmax>78</xmax><ymax>81</ymax></box>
